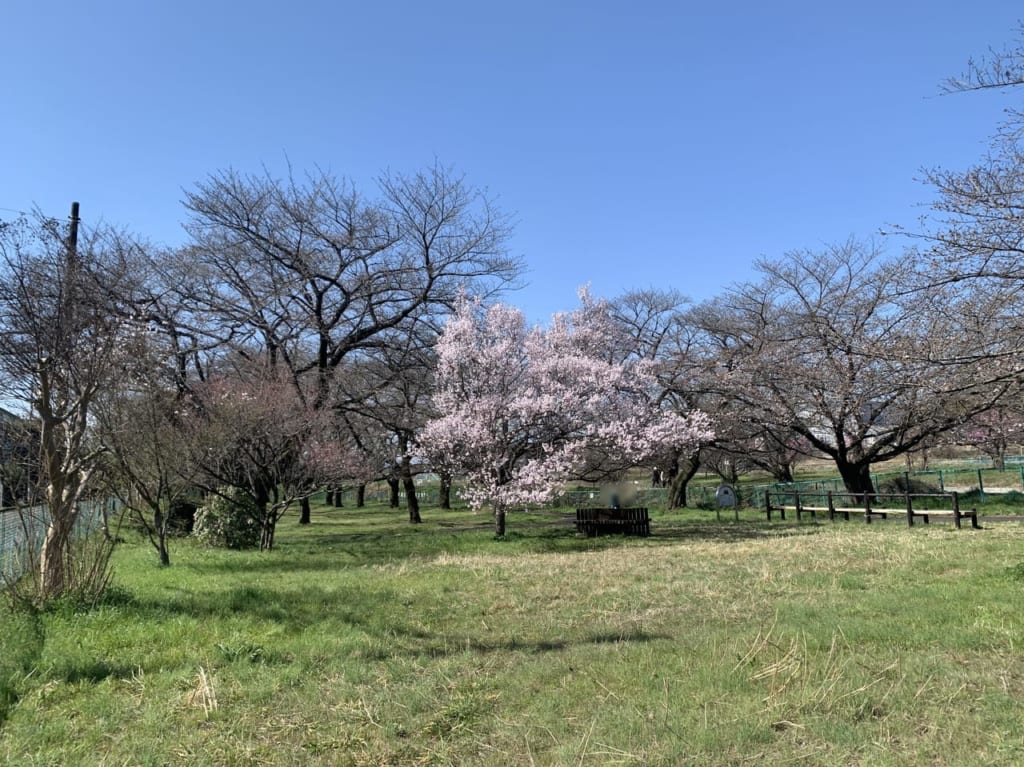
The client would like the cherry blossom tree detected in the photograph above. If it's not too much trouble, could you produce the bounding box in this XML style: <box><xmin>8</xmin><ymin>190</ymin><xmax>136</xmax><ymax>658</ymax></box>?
<box><xmin>182</xmin><ymin>366</ymin><xmax>356</xmax><ymax>550</ymax></box>
<box><xmin>693</xmin><ymin>241</ymin><xmax>1018</xmax><ymax>497</ymax></box>
<box><xmin>953</xmin><ymin>407</ymin><xmax>1024</xmax><ymax>469</ymax></box>
<box><xmin>419</xmin><ymin>293</ymin><xmax>713</xmax><ymax>535</ymax></box>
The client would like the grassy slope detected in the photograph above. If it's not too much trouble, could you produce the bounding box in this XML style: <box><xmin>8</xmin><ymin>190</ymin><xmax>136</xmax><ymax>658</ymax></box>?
<box><xmin>2</xmin><ymin>504</ymin><xmax>1024</xmax><ymax>766</ymax></box>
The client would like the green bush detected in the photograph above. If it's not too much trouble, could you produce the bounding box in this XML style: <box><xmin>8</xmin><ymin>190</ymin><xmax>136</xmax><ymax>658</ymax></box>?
<box><xmin>166</xmin><ymin>497</ymin><xmax>199</xmax><ymax>535</ymax></box>
<box><xmin>878</xmin><ymin>475</ymin><xmax>941</xmax><ymax>495</ymax></box>
<box><xmin>193</xmin><ymin>488</ymin><xmax>261</xmax><ymax>549</ymax></box>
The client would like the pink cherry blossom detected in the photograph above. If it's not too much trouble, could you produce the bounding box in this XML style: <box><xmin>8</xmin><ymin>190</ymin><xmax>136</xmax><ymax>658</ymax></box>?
<box><xmin>418</xmin><ymin>293</ymin><xmax>713</xmax><ymax>526</ymax></box>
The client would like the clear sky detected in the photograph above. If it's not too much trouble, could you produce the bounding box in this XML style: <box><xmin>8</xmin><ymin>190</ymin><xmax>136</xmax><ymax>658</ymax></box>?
<box><xmin>2</xmin><ymin>1</ymin><xmax>1020</xmax><ymax>322</ymax></box>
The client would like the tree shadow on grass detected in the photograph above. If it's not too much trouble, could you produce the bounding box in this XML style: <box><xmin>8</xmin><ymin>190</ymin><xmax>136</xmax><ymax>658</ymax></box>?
<box><xmin>177</xmin><ymin>515</ymin><xmax>826</xmax><ymax>577</ymax></box>
<box><xmin>389</xmin><ymin>629</ymin><xmax>673</xmax><ymax>660</ymax></box>
<box><xmin>650</xmin><ymin>520</ymin><xmax>826</xmax><ymax>543</ymax></box>
<box><xmin>123</xmin><ymin>579</ymin><xmax>674</xmax><ymax>666</ymax></box>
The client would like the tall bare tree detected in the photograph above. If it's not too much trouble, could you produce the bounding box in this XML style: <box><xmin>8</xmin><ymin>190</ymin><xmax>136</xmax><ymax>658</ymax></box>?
<box><xmin>0</xmin><ymin>208</ymin><xmax>143</xmax><ymax>600</ymax></box>
<box><xmin>904</xmin><ymin>25</ymin><xmax>1024</xmax><ymax>306</ymax></box>
<box><xmin>181</xmin><ymin>163</ymin><xmax>520</xmax><ymax>404</ymax></box>
<box><xmin>695</xmin><ymin>240</ymin><xmax>1018</xmax><ymax>497</ymax></box>
<box><xmin>332</xmin><ymin>319</ymin><xmax>438</xmax><ymax>522</ymax></box>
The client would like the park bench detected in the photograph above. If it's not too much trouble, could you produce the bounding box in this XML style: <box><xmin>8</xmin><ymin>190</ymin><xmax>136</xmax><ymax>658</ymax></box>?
<box><xmin>765</xmin><ymin>490</ymin><xmax>980</xmax><ymax>529</ymax></box>
<box><xmin>575</xmin><ymin>507</ymin><xmax>650</xmax><ymax>537</ymax></box>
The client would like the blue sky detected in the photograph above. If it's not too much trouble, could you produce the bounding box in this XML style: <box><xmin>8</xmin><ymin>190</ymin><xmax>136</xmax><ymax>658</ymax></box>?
<box><xmin>2</xmin><ymin>1</ymin><xmax>1020</xmax><ymax>322</ymax></box>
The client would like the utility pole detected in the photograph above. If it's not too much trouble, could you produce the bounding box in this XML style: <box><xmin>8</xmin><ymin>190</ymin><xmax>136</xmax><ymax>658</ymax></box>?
<box><xmin>68</xmin><ymin>201</ymin><xmax>80</xmax><ymax>255</ymax></box>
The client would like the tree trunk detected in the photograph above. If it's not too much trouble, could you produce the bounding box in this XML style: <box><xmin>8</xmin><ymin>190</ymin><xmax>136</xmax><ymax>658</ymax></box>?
<box><xmin>771</xmin><ymin>463</ymin><xmax>795</xmax><ymax>483</ymax></box>
<box><xmin>151</xmin><ymin>505</ymin><xmax>170</xmax><ymax>567</ymax></box>
<box><xmin>387</xmin><ymin>477</ymin><xmax>400</xmax><ymax>508</ymax></box>
<box><xmin>397</xmin><ymin>434</ymin><xmax>421</xmax><ymax>523</ymax></box>
<box><xmin>836</xmin><ymin>461</ymin><xmax>875</xmax><ymax>501</ymax></box>
<box><xmin>39</xmin><ymin>468</ymin><xmax>83</xmax><ymax>600</ymax></box>
<box><xmin>298</xmin><ymin>496</ymin><xmax>311</xmax><ymax>524</ymax></box>
<box><xmin>333</xmin><ymin>487</ymin><xmax>344</xmax><ymax>507</ymax></box>
<box><xmin>39</xmin><ymin>513</ymin><xmax>74</xmax><ymax>599</ymax></box>
<box><xmin>356</xmin><ymin>483</ymin><xmax>366</xmax><ymax>508</ymax></box>
<box><xmin>717</xmin><ymin>461</ymin><xmax>739</xmax><ymax>485</ymax></box>
<box><xmin>991</xmin><ymin>448</ymin><xmax>1007</xmax><ymax>471</ymax></box>
<box><xmin>400</xmin><ymin>465</ymin><xmax>420</xmax><ymax>523</ymax></box>
<box><xmin>667</xmin><ymin>451</ymin><xmax>700</xmax><ymax>509</ymax></box>
<box><xmin>157</xmin><ymin>534</ymin><xmax>170</xmax><ymax>567</ymax></box>
<box><xmin>260</xmin><ymin>513</ymin><xmax>276</xmax><ymax>551</ymax></box>
<box><xmin>494</xmin><ymin>507</ymin><xmax>506</xmax><ymax>537</ymax></box>
<box><xmin>325</xmin><ymin>489</ymin><xmax>334</xmax><ymax>505</ymax></box>
<box><xmin>154</xmin><ymin>506</ymin><xmax>170</xmax><ymax>566</ymax></box>
<box><xmin>438</xmin><ymin>472</ymin><xmax>452</xmax><ymax>509</ymax></box>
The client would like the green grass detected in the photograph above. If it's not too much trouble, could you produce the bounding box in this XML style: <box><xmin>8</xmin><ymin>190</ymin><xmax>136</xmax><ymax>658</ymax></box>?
<box><xmin>3</xmin><ymin>502</ymin><xmax>1024</xmax><ymax>765</ymax></box>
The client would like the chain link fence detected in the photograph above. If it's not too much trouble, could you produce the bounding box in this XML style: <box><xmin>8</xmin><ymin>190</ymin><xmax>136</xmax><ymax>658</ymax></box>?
<box><xmin>557</xmin><ymin>461</ymin><xmax>1024</xmax><ymax>513</ymax></box>
<box><xmin>0</xmin><ymin>499</ymin><xmax>114</xmax><ymax>582</ymax></box>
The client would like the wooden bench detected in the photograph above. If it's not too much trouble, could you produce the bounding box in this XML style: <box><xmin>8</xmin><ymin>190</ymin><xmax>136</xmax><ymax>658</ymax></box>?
<box><xmin>575</xmin><ymin>508</ymin><xmax>650</xmax><ymax>537</ymax></box>
<box><xmin>765</xmin><ymin>490</ymin><xmax>980</xmax><ymax>529</ymax></box>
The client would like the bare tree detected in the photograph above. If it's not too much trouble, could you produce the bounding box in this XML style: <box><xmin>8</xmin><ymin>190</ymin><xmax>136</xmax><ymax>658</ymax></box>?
<box><xmin>94</xmin><ymin>375</ymin><xmax>197</xmax><ymax>567</ymax></box>
<box><xmin>944</xmin><ymin>23</ymin><xmax>1024</xmax><ymax>138</ymax></box>
<box><xmin>950</xmin><ymin>406</ymin><xmax>1024</xmax><ymax>470</ymax></box>
<box><xmin>694</xmin><ymin>240</ymin><xmax>1018</xmax><ymax>497</ymax></box>
<box><xmin>0</xmin><ymin>208</ymin><xmax>143</xmax><ymax>600</ymax></box>
<box><xmin>333</xmin><ymin>320</ymin><xmax>438</xmax><ymax>522</ymax></box>
<box><xmin>181</xmin><ymin>163</ymin><xmax>520</xmax><ymax>404</ymax></box>
<box><xmin>904</xmin><ymin>26</ymin><xmax>1024</xmax><ymax>301</ymax></box>
<box><xmin>606</xmin><ymin>289</ymin><xmax>696</xmax><ymax>505</ymax></box>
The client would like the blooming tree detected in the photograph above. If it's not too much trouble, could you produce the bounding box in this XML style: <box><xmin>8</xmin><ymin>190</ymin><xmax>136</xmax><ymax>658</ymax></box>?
<box><xmin>418</xmin><ymin>292</ymin><xmax>713</xmax><ymax>534</ymax></box>
<box><xmin>182</xmin><ymin>366</ymin><xmax>359</xmax><ymax>550</ymax></box>
<box><xmin>952</xmin><ymin>408</ymin><xmax>1024</xmax><ymax>469</ymax></box>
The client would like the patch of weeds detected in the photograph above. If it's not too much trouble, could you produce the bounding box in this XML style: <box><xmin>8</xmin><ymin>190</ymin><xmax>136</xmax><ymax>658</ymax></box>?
<box><xmin>424</xmin><ymin>678</ymin><xmax>499</xmax><ymax>738</ymax></box>
<box><xmin>215</xmin><ymin>641</ymin><xmax>268</xmax><ymax>664</ymax></box>
<box><xmin>39</xmin><ymin>582</ymin><xmax>137</xmax><ymax>618</ymax></box>
<box><xmin>0</xmin><ymin>607</ymin><xmax>44</xmax><ymax>724</ymax></box>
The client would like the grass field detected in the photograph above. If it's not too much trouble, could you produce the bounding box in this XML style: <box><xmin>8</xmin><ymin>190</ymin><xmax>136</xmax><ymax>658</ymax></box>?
<box><xmin>2</xmin><ymin>502</ymin><xmax>1024</xmax><ymax>766</ymax></box>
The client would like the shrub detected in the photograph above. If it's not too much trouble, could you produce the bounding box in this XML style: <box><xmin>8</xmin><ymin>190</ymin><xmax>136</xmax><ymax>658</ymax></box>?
<box><xmin>878</xmin><ymin>476</ymin><xmax>941</xmax><ymax>495</ymax></box>
<box><xmin>193</xmin><ymin>488</ymin><xmax>261</xmax><ymax>549</ymax></box>
<box><xmin>166</xmin><ymin>498</ymin><xmax>199</xmax><ymax>535</ymax></box>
